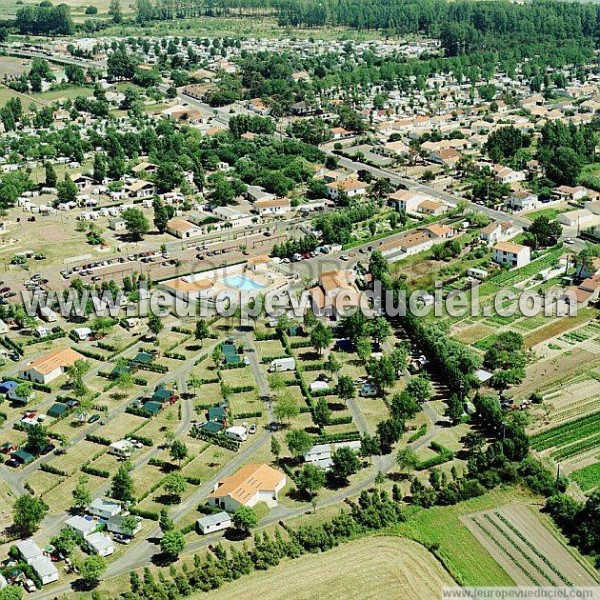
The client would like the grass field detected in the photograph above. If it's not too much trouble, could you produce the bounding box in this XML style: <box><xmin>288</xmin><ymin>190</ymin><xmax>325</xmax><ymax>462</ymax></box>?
<box><xmin>203</xmin><ymin>536</ymin><xmax>454</xmax><ymax>600</ymax></box>
<box><xmin>392</xmin><ymin>488</ymin><xmax>541</xmax><ymax>586</ymax></box>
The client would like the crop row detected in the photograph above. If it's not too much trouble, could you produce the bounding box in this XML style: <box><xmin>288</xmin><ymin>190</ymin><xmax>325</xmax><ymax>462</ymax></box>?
<box><xmin>482</xmin><ymin>514</ymin><xmax>554</xmax><ymax>586</ymax></box>
<box><xmin>494</xmin><ymin>512</ymin><xmax>572</xmax><ymax>586</ymax></box>
<box><xmin>531</xmin><ymin>411</ymin><xmax>600</xmax><ymax>450</ymax></box>
<box><xmin>472</xmin><ymin>517</ymin><xmax>542</xmax><ymax>586</ymax></box>
<box><xmin>551</xmin><ymin>432</ymin><xmax>600</xmax><ymax>461</ymax></box>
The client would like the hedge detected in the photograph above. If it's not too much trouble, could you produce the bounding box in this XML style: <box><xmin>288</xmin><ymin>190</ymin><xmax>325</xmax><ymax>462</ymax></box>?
<box><xmin>164</xmin><ymin>352</ymin><xmax>186</xmax><ymax>361</ymax></box>
<box><xmin>40</xmin><ymin>463</ymin><xmax>68</xmax><ymax>476</ymax></box>
<box><xmin>25</xmin><ymin>330</ymin><xmax>66</xmax><ymax>346</ymax></box>
<box><xmin>189</xmin><ymin>428</ymin><xmax>239</xmax><ymax>451</ymax></box>
<box><xmin>125</xmin><ymin>406</ymin><xmax>153</xmax><ymax>418</ymax></box>
<box><xmin>81</xmin><ymin>464</ymin><xmax>110</xmax><ymax>478</ymax></box>
<box><xmin>129</xmin><ymin>508</ymin><xmax>159</xmax><ymax>521</ymax></box>
<box><xmin>86</xmin><ymin>433</ymin><xmax>112</xmax><ymax>446</ymax></box>
<box><xmin>1</xmin><ymin>335</ymin><xmax>23</xmax><ymax>355</ymax></box>
<box><xmin>75</xmin><ymin>347</ymin><xmax>106</xmax><ymax>361</ymax></box>
<box><xmin>233</xmin><ymin>411</ymin><xmax>262</xmax><ymax>419</ymax></box>
<box><xmin>128</xmin><ymin>434</ymin><xmax>153</xmax><ymax>447</ymax></box>
<box><xmin>327</xmin><ymin>415</ymin><xmax>353</xmax><ymax>426</ymax></box>
<box><xmin>314</xmin><ymin>431</ymin><xmax>361</xmax><ymax>444</ymax></box>
<box><xmin>230</xmin><ymin>385</ymin><xmax>255</xmax><ymax>393</ymax></box>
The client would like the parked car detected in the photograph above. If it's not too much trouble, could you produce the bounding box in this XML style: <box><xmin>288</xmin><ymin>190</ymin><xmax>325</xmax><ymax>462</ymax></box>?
<box><xmin>249</xmin><ymin>424</ymin><xmax>257</xmax><ymax>434</ymax></box>
<box><xmin>5</xmin><ymin>458</ymin><xmax>19</xmax><ymax>468</ymax></box>
<box><xmin>88</xmin><ymin>414</ymin><xmax>101</xmax><ymax>424</ymax></box>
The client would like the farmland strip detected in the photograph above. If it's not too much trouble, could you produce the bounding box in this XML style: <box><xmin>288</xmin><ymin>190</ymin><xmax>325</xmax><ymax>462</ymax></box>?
<box><xmin>482</xmin><ymin>514</ymin><xmax>559</xmax><ymax>587</ymax></box>
<box><xmin>494</xmin><ymin>512</ymin><xmax>572</xmax><ymax>586</ymax></box>
<box><xmin>531</xmin><ymin>411</ymin><xmax>600</xmax><ymax>450</ymax></box>
<box><xmin>551</xmin><ymin>432</ymin><xmax>600</xmax><ymax>461</ymax></box>
<box><xmin>471</xmin><ymin>517</ymin><xmax>542</xmax><ymax>586</ymax></box>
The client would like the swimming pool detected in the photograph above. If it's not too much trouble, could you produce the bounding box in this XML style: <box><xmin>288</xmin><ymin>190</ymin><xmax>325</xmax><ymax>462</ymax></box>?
<box><xmin>223</xmin><ymin>275</ymin><xmax>265</xmax><ymax>292</ymax></box>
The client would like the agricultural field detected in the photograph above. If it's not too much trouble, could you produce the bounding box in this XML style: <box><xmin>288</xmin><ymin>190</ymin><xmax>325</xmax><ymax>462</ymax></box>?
<box><xmin>530</xmin><ymin>410</ymin><xmax>600</xmax><ymax>472</ymax></box>
<box><xmin>203</xmin><ymin>536</ymin><xmax>454</xmax><ymax>600</ymax></box>
<box><xmin>462</xmin><ymin>503</ymin><xmax>598</xmax><ymax>587</ymax></box>
<box><xmin>570</xmin><ymin>463</ymin><xmax>600</xmax><ymax>493</ymax></box>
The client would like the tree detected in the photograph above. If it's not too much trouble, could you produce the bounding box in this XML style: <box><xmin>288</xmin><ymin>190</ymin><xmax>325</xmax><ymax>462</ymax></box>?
<box><xmin>377</xmin><ymin>418</ymin><xmax>404</xmax><ymax>453</ymax></box>
<box><xmin>335</xmin><ymin>374</ymin><xmax>355</xmax><ymax>402</ymax></box>
<box><xmin>72</xmin><ymin>475</ymin><xmax>91</xmax><ymax>513</ymax></box>
<box><xmin>26</xmin><ymin>423</ymin><xmax>48</xmax><ymax>456</ymax></box>
<box><xmin>152</xmin><ymin>197</ymin><xmax>169</xmax><ymax>233</ymax></box>
<box><xmin>355</xmin><ymin>337</ymin><xmax>372</xmax><ymax>363</ymax></box>
<box><xmin>148</xmin><ymin>314</ymin><xmax>164</xmax><ymax>336</ymax></box>
<box><xmin>527</xmin><ymin>215</ymin><xmax>562</xmax><ymax>249</ymax></box>
<box><xmin>296</xmin><ymin>464</ymin><xmax>326</xmax><ymax>498</ymax></box>
<box><xmin>13</xmin><ymin>495</ymin><xmax>48</xmax><ymax>536</ymax></box>
<box><xmin>366</xmin><ymin>316</ymin><xmax>392</xmax><ymax>347</ymax></box>
<box><xmin>391</xmin><ymin>390</ymin><xmax>420</xmax><ymax>420</ymax></box>
<box><xmin>313</xmin><ymin>397</ymin><xmax>331</xmax><ymax>428</ymax></box>
<box><xmin>44</xmin><ymin>163</ymin><xmax>57</xmax><ymax>188</ymax></box>
<box><xmin>57</xmin><ymin>174</ymin><xmax>78</xmax><ymax>204</ymax></box>
<box><xmin>268</xmin><ymin>373</ymin><xmax>286</xmax><ymax>399</ymax></box>
<box><xmin>446</xmin><ymin>394</ymin><xmax>463</xmax><ymax>424</ymax></box>
<box><xmin>108</xmin><ymin>0</ymin><xmax>122</xmax><ymax>22</ymax></box>
<box><xmin>170</xmin><ymin>440</ymin><xmax>188</xmax><ymax>468</ymax></box>
<box><xmin>50</xmin><ymin>528</ymin><xmax>79</xmax><ymax>555</ymax></box>
<box><xmin>160</xmin><ymin>530</ymin><xmax>185</xmax><ymax>560</ymax></box>
<box><xmin>79</xmin><ymin>555</ymin><xmax>106</xmax><ymax>588</ymax></box>
<box><xmin>396</xmin><ymin>448</ymin><xmax>419</xmax><ymax>473</ymax></box>
<box><xmin>367</xmin><ymin>356</ymin><xmax>396</xmax><ymax>396</ymax></box>
<box><xmin>159</xmin><ymin>508</ymin><xmax>174</xmax><ymax>532</ymax></box>
<box><xmin>324</xmin><ymin>353</ymin><xmax>341</xmax><ymax>377</ymax></box>
<box><xmin>163</xmin><ymin>473</ymin><xmax>187</xmax><ymax>502</ymax></box>
<box><xmin>120</xmin><ymin>515</ymin><xmax>141</xmax><ymax>536</ymax></box>
<box><xmin>0</xmin><ymin>586</ymin><xmax>23</xmax><ymax>600</ymax></box>
<box><xmin>271</xmin><ymin>436</ymin><xmax>281</xmax><ymax>464</ymax></box>
<box><xmin>331</xmin><ymin>447</ymin><xmax>361</xmax><ymax>482</ymax></box>
<box><xmin>232</xmin><ymin>506</ymin><xmax>258</xmax><ymax>535</ymax></box>
<box><xmin>309</xmin><ymin>321</ymin><xmax>333</xmax><ymax>356</ymax></box>
<box><xmin>195</xmin><ymin>319</ymin><xmax>210</xmax><ymax>345</ymax></box>
<box><xmin>273</xmin><ymin>392</ymin><xmax>299</xmax><ymax>425</ymax></box>
<box><xmin>111</xmin><ymin>462</ymin><xmax>134</xmax><ymax>502</ymax></box>
<box><xmin>405</xmin><ymin>376</ymin><xmax>433</xmax><ymax>403</ymax></box>
<box><xmin>369</xmin><ymin>251</ymin><xmax>388</xmax><ymax>281</ymax></box>
<box><xmin>107</xmin><ymin>48</ymin><xmax>137</xmax><ymax>80</ymax></box>
<box><xmin>121</xmin><ymin>208</ymin><xmax>149</xmax><ymax>241</ymax></box>
<box><xmin>285</xmin><ymin>428</ymin><xmax>313</xmax><ymax>459</ymax></box>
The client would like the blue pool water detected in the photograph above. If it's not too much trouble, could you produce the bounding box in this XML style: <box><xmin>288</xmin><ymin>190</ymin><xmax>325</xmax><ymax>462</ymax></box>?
<box><xmin>223</xmin><ymin>275</ymin><xmax>265</xmax><ymax>291</ymax></box>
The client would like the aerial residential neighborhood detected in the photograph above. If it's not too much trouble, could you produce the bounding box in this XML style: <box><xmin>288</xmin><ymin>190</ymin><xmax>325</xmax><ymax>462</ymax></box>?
<box><xmin>0</xmin><ymin>0</ymin><xmax>598</xmax><ymax>598</ymax></box>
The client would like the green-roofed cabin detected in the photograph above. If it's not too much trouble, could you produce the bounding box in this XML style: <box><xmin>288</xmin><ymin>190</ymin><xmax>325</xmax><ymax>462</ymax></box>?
<box><xmin>47</xmin><ymin>403</ymin><xmax>69</xmax><ymax>418</ymax></box>
<box><xmin>133</xmin><ymin>351</ymin><xmax>154</xmax><ymax>364</ymax></box>
<box><xmin>201</xmin><ymin>421</ymin><xmax>223</xmax><ymax>434</ymax></box>
<box><xmin>12</xmin><ymin>449</ymin><xmax>35</xmax><ymax>464</ymax></box>
<box><xmin>142</xmin><ymin>401</ymin><xmax>162</xmax><ymax>416</ymax></box>
<box><xmin>152</xmin><ymin>387</ymin><xmax>173</xmax><ymax>403</ymax></box>
<box><xmin>111</xmin><ymin>364</ymin><xmax>131</xmax><ymax>377</ymax></box>
<box><xmin>224</xmin><ymin>352</ymin><xmax>241</xmax><ymax>365</ymax></box>
<box><xmin>207</xmin><ymin>403</ymin><xmax>228</xmax><ymax>422</ymax></box>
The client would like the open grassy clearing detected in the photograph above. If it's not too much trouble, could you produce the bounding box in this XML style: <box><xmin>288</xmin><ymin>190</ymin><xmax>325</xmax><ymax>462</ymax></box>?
<box><xmin>461</xmin><ymin>503</ymin><xmax>598</xmax><ymax>587</ymax></box>
<box><xmin>203</xmin><ymin>536</ymin><xmax>453</xmax><ymax>600</ymax></box>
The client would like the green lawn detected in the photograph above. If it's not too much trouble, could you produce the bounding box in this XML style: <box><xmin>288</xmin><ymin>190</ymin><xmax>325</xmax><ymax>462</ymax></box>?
<box><xmin>392</xmin><ymin>487</ymin><xmax>538</xmax><ymax>586</ymax></box>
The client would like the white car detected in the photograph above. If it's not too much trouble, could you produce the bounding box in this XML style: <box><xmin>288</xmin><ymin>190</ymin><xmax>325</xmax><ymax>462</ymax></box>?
<box><xmin>564</xmin><ymin>238</ymin><xmax>574</xmax><ymax>245</ymax></box>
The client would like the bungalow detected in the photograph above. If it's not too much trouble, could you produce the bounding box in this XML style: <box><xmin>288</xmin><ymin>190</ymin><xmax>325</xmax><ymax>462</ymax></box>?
<box><xmin>492</xmin><ymin>241</ymin><xmax>531</xmax><ymax>269</ymax></box>
<box><xmin>208</xmin><ymin>463</ymin><xmax>286</xmax><ymax>512</ymax></box>
<box><xmin>303</xmin><ymin>440</ymin><xmax>361</xmax><ymax>469</ymax></box>
<box><xmin>417</xmin><ymin>199</ymin><xmax>448</xmax><ymax>216</ymax></box>
<box><xmin>108</xmin><ymin>218</ymin><xmax>127</xmax><ymax>232</ymax></box>
<box><xmin>29</xmin><ymin>556</ymin><xmax>58</xmax><ymax>585</ymax></box>
<box><xmin>308</xmin><ymin>269</ymin><xmax>369</xmax><ymax>318</ymax></box>
<box><xmin>325</xmin><ymin>178</ymin><xmax>368</xmax><ymax>200</ymax></box>
<box><xmin>15</xmin><ymin>539</ymin><xmax>43</xmax><ymax>564</ymax></box>
<box><xmin>493</xmin><ymin>166</ymin><xmax>526</xmax><ymax>184</ymax></box>
<box><xmin>557</xmin><ymin>209</ymin><xmax>595</xmax><ymax>228</ymax></box>
<box><xmin>126</xmin><ymin>180</ymin><xmax>156</xmax><ymax>199</ymax></box>
<box><xmin>480</xmin><ymin>221</ymin><xmax>518</xmax><ymax>244</ymax></box>
<box><xmin>248</xmin><ymin>98</ymin><xmax>270</xmax><ymax>116</ymax></box>
<box><xmin>555</xmin><ymin>186</ymin><xmax>589</xmax><ymax>202</ymax></box>
<box><xmin>20</xmin><ymin>347</ymin><xmax>85</xmax><ymax>385</ymax></box>
<box><xmin>72</xmin><ymin>327</ymin><xmax>93</xmax><ymax>342</ymax></box>
<box><xmin>65</xmin><ymin>515</ymin><xmax>97</xmax><ymax>538</ymax></box>
<box><xmin>166</xmin><ymin>218</ymin><xmax>202</xmax><ymax>239</ymax></box>
<box><xmin>387</xmin><ymin>189</ymin><xmax>433</xmax><ymax>213</ymax></box>
<box><xmin>330</xmin><ymin>127</ymin><xmax>352</xmax><ymax>139</ymax></box>
<box><xmin>197</xmin><ymin>511</ymin><xmax>232</xmax><ymax>535</ymax></box>
<box><xmin>88</xmin><ymin>498</ymin><xmax>122</xmax><ymax>519</ymax></box>
<box><xmin>83</xmin><ymin>532</ymin><xmax>115</xmax><ymax>557</ymax></box>
<box><xmin>509</xmin><ymin>191</ymin><xmax>538</xmax><ymax>212</ymax></box>
<box><xmin>12</xmin><ymin>449</ymin><xmax>35</xmax><ymax>465</ymax></box>
<box><xmin>245</xmin><ymin>185</ymin><xmax>275</xmax><ymax>203</ymax></box>
<box><xmin>131</xmin><ymin>161</ymin><xmax>158</xmax><ymax>176</ymax></box>
<box><xmin>71</xmin><ymin>174</ymin><xmax>93</xmax><ymax>191</ymax></box>
<box><xmin>254</xmin><ymin>197</ymin><xmax>291</xmax><ymax>216</ymax></box>
<box><xmin>429</xmin><ymin>148</ymin><xmax>460</xmax><ymax>168</ymax></box>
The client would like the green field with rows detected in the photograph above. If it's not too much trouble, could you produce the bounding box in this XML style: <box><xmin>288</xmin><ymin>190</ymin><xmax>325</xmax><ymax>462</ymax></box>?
<box><xmin>571</xmin><ymin>463</ymin><xmax>600</xmax><ymax>493</ymax></box>
<box><xmin>530</xmin><ymin>411</ymin><xmax>600</xmax><ymax>452</ymax></box>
